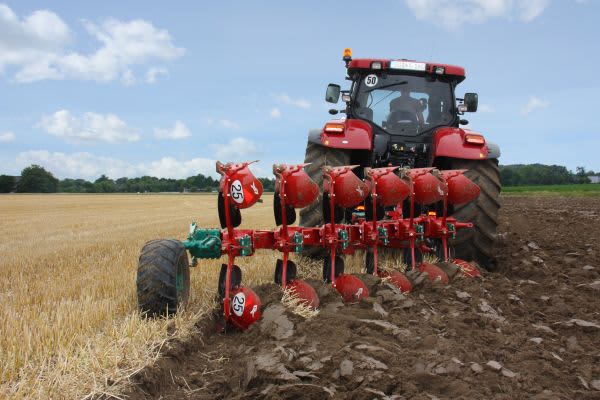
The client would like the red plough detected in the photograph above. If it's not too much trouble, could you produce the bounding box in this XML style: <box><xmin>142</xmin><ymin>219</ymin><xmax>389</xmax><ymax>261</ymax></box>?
<box><xmin>192</xmin><ymin>160</ymin><xmax>482</xmax><ymax>330</ymax></box>
<box><xmin>139</xmin><ymin>160</ymin><xmax>482</xmax><ymax>331</ymax></box>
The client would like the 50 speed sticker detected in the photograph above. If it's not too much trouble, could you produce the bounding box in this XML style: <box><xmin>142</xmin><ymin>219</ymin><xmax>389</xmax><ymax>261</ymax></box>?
<box><xmin>364</xmin><ymin>74</ymin><xmax>378</xmax><ymax>87</ymax></box>
<box><xmin>232</xmin><ymin>292</ymin><xmax>246</xmax><ymax>316</ymax></box>
<box><xmin>230</xmin><ymin>180</ymin><xmax>244</xmax><ymax>204</ymax></box>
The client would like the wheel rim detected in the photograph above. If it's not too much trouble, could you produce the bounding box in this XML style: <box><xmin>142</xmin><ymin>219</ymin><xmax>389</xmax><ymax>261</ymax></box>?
<box><xmin>176</xmin><ymin>261</ymin><xmax>185</xmax><ymax>301</ymax></box>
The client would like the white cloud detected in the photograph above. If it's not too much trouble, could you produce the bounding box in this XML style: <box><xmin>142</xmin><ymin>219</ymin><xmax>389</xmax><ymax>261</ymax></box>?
<box><xmin>120</xmin><ymin>69</ymin><xmax>136</xmax><ymax>86</ymax></box>
<box><xmin>202</xmin><ymin>118</ymin><xmax>242</xmax><ymax>130</ymax></box>
<box><xmin>0</xmin><ymin>5</ymin><xmax>70</xmax><ymax>55</ymax></box>
<box><xmin>0</xmin><ymin>131</ymin><xmax>16</xmax><ymax>143</ymax></box>
<box><xmin>518</xmin><ymin>0</ymin><xmax>549</xmax><ymax>21</ymax></box>
<box><xmin>219</xmin><ymin>119</ymin><xmax>240</xmax><ymax>130</ymax></box>
<box><xmin>273</xmin><ymin>93</ymin><xmax>311</xmax><ymax>109</ymax></box>
<box><xmin>270</xmin><ymin>107</ymin><xmax>282</xmax><ymax>119</ymax></box>
<box><xmin>404</xmin><ymin>0</ymin><xmax>549</xmax><ymax>29</ymax></box>
<box><xmin>154</xmin><ymin>120</ymin><xmax>191</xmax><ymax>140</ymax></box>
<box><xmin>212</xmin><ymin>137</ymin><xmax>261</xmax><ymax>160</ymax></box>
<box><xmin>521</xmin><ymin>96</ymin><xmax>550</xmax><ymax>115</ymax></box>
<box><xmin>478</xmin><ymin>104</ymin><xmax>495</xmax><ymax>113</ymax></box>
<box><xmin>38</xmin><ymin>109</ymin><xmax>140</xmax><ymax>143</ymax></box>
<box><xmin>16</xmin><ymin>150</ymin><xmax>217</xmax><ymax>179</ymax></box>
<box><xmin>16</xmin><ymin>150</ymin><xmax>138</xmax><ymax>178</ymax></box>
<box><xmin>145</xmin><ymin>67</ymin><xmax>168</xmax><ymax>83</ymax></box>
<box><xmin>140</xmin><ymin>157</ymin><xmax>215</xmax><ymax>179</ymax></box>
<box><xmin>0</xmin><ymin>4</ymin><xmax>184</xmax><ymax>83</ymax></box>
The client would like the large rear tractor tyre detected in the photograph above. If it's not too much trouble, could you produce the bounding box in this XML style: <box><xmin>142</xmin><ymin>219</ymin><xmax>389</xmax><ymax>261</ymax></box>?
<box><xmin>137</xmin><ymin>239</ymin><xmax>190</xmax><ymax>317</ymax></box>
<box><xmin>299</xmin><ymin>141</ymin><xmax>351</xmax><ymax>257</ymax></box>
<box><xmin>445</xmin><ymin>158</ymin><xmax>501</xmax><ymax>270</ymax></box>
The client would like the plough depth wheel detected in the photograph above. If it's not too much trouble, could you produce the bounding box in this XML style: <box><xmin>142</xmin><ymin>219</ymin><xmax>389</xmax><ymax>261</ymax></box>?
<box><xmin>137</xmin><ymin>239</ymin><xmax>190</xmax><ymax>317</ymax></box>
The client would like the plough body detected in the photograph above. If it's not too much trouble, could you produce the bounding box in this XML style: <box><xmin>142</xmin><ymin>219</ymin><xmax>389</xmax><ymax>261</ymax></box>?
<box><xmin>181</xmin><ymin>161</ymin><xmax>481</xmax><ymax>330</ymax></box>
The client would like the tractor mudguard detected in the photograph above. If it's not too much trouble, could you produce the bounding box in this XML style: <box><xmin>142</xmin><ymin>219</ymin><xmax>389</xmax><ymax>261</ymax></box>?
<box><xmin>487</xmin><ymin>141</ymin><xmax>501</xmax><ymax>159</ymax></box>
<box><xmin>307</xmin><ymin>128</ymin><xmax>321</xmax><ymax>145</ymax></box>
<box><xmin>307</xmin><ymin>120</ymin><xmax>373</xmax><ymax>150</ymax></box>
<box><xmin>432</xmin><ymin>127</ymin><xmax>500</xmax><ymax>160</ymax></box>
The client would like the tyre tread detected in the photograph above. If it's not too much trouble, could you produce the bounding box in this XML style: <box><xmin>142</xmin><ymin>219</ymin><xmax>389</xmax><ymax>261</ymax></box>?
<box><xmin>136</xmin><ymin>239</ymin><xmax>190</xmax><ymax>316</ymax></box>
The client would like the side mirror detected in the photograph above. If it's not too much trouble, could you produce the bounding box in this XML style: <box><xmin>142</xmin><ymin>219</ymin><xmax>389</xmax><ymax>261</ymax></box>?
<box><xmin>464</xmin><ymin>93</ymin><xmax>478</xmax><ymax>112</ymax></box>
<box><xmin>325</xmin><ymin>84</ymin><xmax>341</xmax><ymax>103</ymax></box>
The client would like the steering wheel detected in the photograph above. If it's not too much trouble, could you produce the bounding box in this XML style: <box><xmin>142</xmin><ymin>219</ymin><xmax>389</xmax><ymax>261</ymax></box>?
<box><xmin>386</xmin><ymin>110</ymin><xmax>419</xmax><ymax>132</ymax></box>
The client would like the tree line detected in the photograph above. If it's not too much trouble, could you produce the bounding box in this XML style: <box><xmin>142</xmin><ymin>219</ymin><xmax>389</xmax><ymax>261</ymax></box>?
<box><xmin>0</xmin><ymin>163</ymin><xmax>596</xmax><ymax>193</ymax></box>
<box><xmin>499</xmin><ymin>164</ymin><xmax>593</xmax><ymax>186</ymax></box>
<box><xmin>0</xmin><ymin>165</ymin><xmax>276</xmax><ymax>193</ymax></box>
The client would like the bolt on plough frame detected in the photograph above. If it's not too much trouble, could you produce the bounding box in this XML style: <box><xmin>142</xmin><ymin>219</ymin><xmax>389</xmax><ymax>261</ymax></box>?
<box><xmin>137</xmin><ymin>160</ymin><xmax>482</xmax><ymax>331</ymax></box>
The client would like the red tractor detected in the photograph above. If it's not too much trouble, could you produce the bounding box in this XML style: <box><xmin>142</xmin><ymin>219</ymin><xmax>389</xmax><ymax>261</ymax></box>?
<box><xmin>300</xmin><ymin>49</ymin><xmax>501</xmax><ymax>269</ymax></box>
<box><xmin>135</xmin><ymin>49</ymin><xmax>499</xmax><ymax>326</ymax></box>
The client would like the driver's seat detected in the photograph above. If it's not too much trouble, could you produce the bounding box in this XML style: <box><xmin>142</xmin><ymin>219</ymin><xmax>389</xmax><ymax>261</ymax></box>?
<box><xmin>389</xmin><ymin>95</ymin><xmax>426</xmax><ymax>126</ymax></box>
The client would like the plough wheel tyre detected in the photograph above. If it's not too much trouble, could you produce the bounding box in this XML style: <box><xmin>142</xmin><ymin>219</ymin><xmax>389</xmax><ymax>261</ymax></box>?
<box><xmin>137</xmin><ymin>239</ymin><xmax>190</xmax><ymax>317</ymax></box>
<box><xmin>218</xmin><ymin>264</ymin><xmax>242</xmax><ymax>299</ymax></box>
<box><xmin>323</xmin><ymin>255</ymin><xmax>345</xmax><ymax>283</ymax></box>
<box><xmin>274</xmin><ymin>259</ymin><xmax>298</xmax><ymax>285</ymax></box>
<box><xmin>299</xmin><ymin>141</ymin><xmax>350</xmax><ymax>257</ymax></box>
<box><xmin>445</xmin><ymin>158</ymin><xmax>501</xmax><ymax>271</ymax></box>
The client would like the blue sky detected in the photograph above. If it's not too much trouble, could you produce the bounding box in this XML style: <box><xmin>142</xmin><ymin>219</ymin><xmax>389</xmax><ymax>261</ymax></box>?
<box><xmin>0</xmin><ymin>0</ymin><xmax>598</xmax><ymax>179</ymax></box>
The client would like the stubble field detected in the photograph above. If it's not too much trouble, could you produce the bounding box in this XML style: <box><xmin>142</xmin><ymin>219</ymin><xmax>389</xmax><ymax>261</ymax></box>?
<box><xmin>0</xmin><ymin>194</ymin><xmax>281</xmax><ymax>399</ymax></box>
<box><xmin>1</xmin><ymin>194</ymin><xmax>600</xmax><ymax>399</ymax></box>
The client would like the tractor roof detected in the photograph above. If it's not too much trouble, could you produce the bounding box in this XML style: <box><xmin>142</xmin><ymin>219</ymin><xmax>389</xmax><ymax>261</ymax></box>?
<box><xmin>348</xmin><ymin>59</ymin><xmax>465</xmax><ymax>82</ymax></box>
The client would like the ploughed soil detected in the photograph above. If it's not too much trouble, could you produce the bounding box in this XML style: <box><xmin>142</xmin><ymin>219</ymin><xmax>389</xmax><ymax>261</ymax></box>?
<box><xmin>124</xmin><ymin>196</ymin><xmax>600</xmax><ymax>400</ymax></box>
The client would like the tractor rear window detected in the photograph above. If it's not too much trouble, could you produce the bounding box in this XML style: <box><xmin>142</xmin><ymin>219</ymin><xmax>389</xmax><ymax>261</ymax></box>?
<box><xmin>353</xmin><ymin>73</ymin><xmax>455</xmax><ymax>136</ymax></box>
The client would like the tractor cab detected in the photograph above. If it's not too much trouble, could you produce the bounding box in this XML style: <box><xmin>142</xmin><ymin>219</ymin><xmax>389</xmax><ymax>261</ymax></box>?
<box><xmin>323</xmin><ymin>49</ymin><xmax>479</xmax><ymax>168</ymax></box>
<box><xmin>301</xmin><ymin>49</ymin><xmax>500</xmax><ymax>269</ymax></box>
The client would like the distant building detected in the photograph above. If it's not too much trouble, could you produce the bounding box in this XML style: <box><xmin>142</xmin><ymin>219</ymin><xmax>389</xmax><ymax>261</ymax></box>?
<box><xmin>589</xmin><ymin>175</ymin><xmax>600</xmax><ymax>184</ymax></box>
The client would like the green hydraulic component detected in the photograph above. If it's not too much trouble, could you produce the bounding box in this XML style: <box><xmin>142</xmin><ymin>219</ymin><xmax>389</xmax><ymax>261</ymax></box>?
<box><xmin>447</xmin><ymin>222</ymin><xmax>456</xmax><ymax>239</ymax></box>
<box><xmin>238</xmin><ymin>234</ymin><xmax>252</xmax><ymax>256</ymax></box>
<box><xmin>293</xmin><ymin>231</ymin><xmax>303</xmax><ymax>253</ymax></box>
<box><xmin>183</xmin><ymin>223</ymin><xmax>222</xmax><ymax>266</ymax></box>
<box><xmin>377</xmin><ymin>226</ymin><xmax>389</xmax><ymax>245</ymax></box>
<box><xmin>338</xmin><ymin>229</ymin><xmax>349</xmax><ymax>250</ymax></box>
